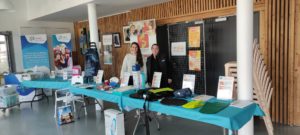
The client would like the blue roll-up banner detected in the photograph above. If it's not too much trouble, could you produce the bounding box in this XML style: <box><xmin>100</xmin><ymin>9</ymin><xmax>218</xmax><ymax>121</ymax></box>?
<box><xmin>21</xmin><ymin>34</ymin><xmax>50</xmax><ymax>73</ymax></box>
<box><xmin>52</xmin><ymin>33</ymin><xmax>73</xmax><ymax>75</ymax></box>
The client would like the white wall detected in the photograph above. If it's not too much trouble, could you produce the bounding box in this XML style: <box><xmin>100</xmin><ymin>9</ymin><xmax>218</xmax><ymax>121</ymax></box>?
<box><xmin>0</xmin><ymin>0</ymin><xmax>75</xmax><ymax>72</ymax></box>
<box><xmin>27</xmin><ymin>0</ymin><xmax>93</xmax><ymax>20</ymax></box>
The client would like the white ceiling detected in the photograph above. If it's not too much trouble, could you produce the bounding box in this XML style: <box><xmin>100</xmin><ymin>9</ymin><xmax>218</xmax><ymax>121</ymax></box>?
<box><xmin>33</xmin><ymin>0</ymin><xmax>170</xmax><ymax>22</ymax></box>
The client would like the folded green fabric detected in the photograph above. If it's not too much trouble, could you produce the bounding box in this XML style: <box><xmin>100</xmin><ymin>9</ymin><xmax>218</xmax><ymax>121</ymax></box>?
<box><xmin>182</xmin><ymin>100</ymin><xmax>205</xmax><ymax>109</ymax></box>
<box><xmin>199</xmin><ymin>102</ymin><xmax>230</xmax><ymax>114</ymax></box>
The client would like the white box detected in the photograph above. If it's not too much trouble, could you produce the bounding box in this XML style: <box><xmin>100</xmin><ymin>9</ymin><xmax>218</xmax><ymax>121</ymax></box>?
<box><xmin>0</xmin><ymin>85</ymin><xmax>17</xmax><ymax>96</ymax></box>
<box><xmin>0</xmin><ymin>94</ymin><xmax>19</xmax><ymax>108</ymax></box>
<box><xmin>104</xmin><ymin>109</ymin><xmax>125</xmax><ymax>135</ymax></box>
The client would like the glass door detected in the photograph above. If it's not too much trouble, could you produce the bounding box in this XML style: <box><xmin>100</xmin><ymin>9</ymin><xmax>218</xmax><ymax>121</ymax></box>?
<box><xmin>0</xmin><ymin>34</ymin><xmax>11</xmax><ymax>73</ymax></box>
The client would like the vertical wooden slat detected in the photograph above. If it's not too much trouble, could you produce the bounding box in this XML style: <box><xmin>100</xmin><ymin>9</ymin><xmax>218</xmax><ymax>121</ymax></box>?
<box><xmin>276</xmin><ymin>0</ymin><xmax>280</xmax><ymax>123</ymax></box>
<box><xmin>279</xmin><ymin>0</ymin><xmax>284</xmax><ymax>124</ymax></box>
<box><xmin>270</xmin><ymin>0</ymin><xmax>277</xmax><ymax>123</ymax></box>
<box><xmin>283</xmin><ymin>0</ymin><xmax>288</xmax><ymax>124</ymax></box>
<box><xmin>289</xmin><ymin>0</ymin><xmax>296</xmax><ymax>125</ymax></box>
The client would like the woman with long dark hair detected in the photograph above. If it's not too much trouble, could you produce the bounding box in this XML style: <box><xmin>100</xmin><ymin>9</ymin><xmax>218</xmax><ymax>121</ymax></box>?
<box><xmin>120</xmin><ymin>42</ymin><xmax>144</xmax><ymax>85</ymax></box>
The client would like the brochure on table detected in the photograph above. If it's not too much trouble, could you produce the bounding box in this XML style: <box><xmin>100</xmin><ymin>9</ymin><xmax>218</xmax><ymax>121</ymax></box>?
<box><xmin>132</xmin><ymin>71</ymin><xmax>140</xmax><ymax>89</ymax></box>
<box><xmin>63</xmin><ymin>70</ymin><xmax>68</xmax><ymax>80</ymax></box>
<box><xmin>71</xmin><ymin>76</ymin><xmax>83</xmax><ymax>85</ymax></box>
<box><xmin>151</xmin><ymin>72</ymin><xmax>162</xmax><ymax>88</ymax></box>
<box><xmin>182</xmin><ymin>74</ymin><xmax>196</xmax><ymax>93</ymax></box>
<box><xmin>52</xmin><ymin>33</ymin><xmax>73</xmax><ymax>76</ymax></box>
<box><xmin>230</xmin><ymin>100</ymin><xmax>253</xmax><ymax>108</ymax></box>
<box><xmin>21</xmin><ymin>34</ymin><xmax>50</xmax><ymax>74</ymax></box>
<box><xmin>120</xmin><ymin>72</ymin><xmax>130</xmax><ymax>87</ymax></box>
<box><xmin>96</xmin><ymin>70</ymin><xmax>104</xmax><ymax>84</ymax></box>
<box><xmin>217</xmin><ymin>76</ymin><xmax>234</xmax><ymax>100</ymax></box>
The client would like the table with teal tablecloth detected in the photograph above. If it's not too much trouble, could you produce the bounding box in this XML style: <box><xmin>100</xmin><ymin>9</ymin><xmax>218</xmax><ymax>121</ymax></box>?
<box><xmin>69</xmin><ymin>87</ymin><xmax>128</xmax><ymax>104</ymax></box>
<box><xmin>20</xmin><ymin>78</ymin><xmax>71</xmax><ymax>108</ymax></box>
<box><xmin>21</xmin><ymin>78</ymin><xmax>71</xmax><ymax>89</ymax></box>
<box><xmin>120</xmin><ymin>94</ymin><xmax>264</xmax><ymax>131</ymax></box>
<box><xmin>68</xmin><ymin>86</ymin><xmax>264</xmax><ymax>131</ymax></box>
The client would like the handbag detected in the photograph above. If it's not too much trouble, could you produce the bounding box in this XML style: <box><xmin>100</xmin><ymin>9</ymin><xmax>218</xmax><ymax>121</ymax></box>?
<box><xmin>173</xmin><ymin>88</ymin><xmax>192</xmax><ymax>98</ymax></box>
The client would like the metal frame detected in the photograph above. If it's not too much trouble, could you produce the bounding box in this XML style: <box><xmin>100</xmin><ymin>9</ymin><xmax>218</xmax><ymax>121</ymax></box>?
<box><xmin>30</xmin><ymin>88</ymin><xmax>49</xmax><ymax>108</ymax></box>
<box><xmin>132</xmin><ymin>109</ymin><xmax>160</xmax><ymax>135</ymax></box>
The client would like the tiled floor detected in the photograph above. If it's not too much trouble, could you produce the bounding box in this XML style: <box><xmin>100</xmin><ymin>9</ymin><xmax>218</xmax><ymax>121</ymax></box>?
<box><xmin>0</xmin><ymin>97</ymin><xmax>299</xmax><ymax>135</ymax></box>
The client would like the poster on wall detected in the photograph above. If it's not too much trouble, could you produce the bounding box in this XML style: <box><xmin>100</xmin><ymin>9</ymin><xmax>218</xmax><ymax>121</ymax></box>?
<box><xmin>103</xmin><ymin>44</ymin><xmax>113</xmax><ymax>65</ymax></box>
<box><xmin>188</xmin><ymin>26</ymin><xmax>201</xmax><ymax>48</ymax></box>
<box><xmin>79</xmin><ymin>28</ymin><xmax>89</xmax><ymax>54</ymax></box>
<box><xmin>129</xmin><ymin>19</ymin><xmax>157</xmax><ymax>54</ymax></box>
<box><xmin>102</xmin><ymin>34</ymin><xmax>113</xmax><ymax>65</ymax></box>
<box><xmin>52</xmin><ymin>33</ymin><xmax>73</xmax><ymax>75</ymax></box>
<box><xmin>123</xmin><ymin>26</ymin><xmax>130</xmax><ymax>44</ymax></box>
<box><xmin>102</xmin><ymin>34</ymin><xmax>112</xmax><ymax>46</ymax></box>
<box><xmin>188</xmin><ymin>50</ymin><xmax>201</xmax><ymax>71</ymax></box>
<box><xmin>171</xmin><ymin>42</ymin><xmax>186</xmax><ymax>56</ymax></box>
<box><xmin>113</xmin><ymin>33</ymin><xmax>121</xmax><ymax>48</ymax></box>
<box><xmin>21</xmin><ymin>34</ymin><xmax>50</xmax><ymax>73</ymax></box>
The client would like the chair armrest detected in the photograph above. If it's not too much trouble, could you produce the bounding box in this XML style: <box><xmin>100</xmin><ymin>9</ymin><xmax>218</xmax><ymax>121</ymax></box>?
<box><xmin>55</xmin><ymin>88</ymin><xmax>69</xmax><ymax>98</ymax></box>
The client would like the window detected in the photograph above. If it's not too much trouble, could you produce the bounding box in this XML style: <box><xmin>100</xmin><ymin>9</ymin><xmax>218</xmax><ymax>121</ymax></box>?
<box><xmin>0</xmin><ymin>34</ymin><xmax>11</xmax><ymax>73</ymax></box>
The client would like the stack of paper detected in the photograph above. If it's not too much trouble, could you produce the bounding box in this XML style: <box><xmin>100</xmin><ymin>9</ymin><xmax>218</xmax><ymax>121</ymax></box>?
<box><xmin>115</xmin><ymin>86</ymin><xmax>135</xmax><ymax>93</ymax></box>
<box><xmin>192</xmin><ymin>95</ymin><xmax>214</xmax><ymax>102</ymax></box>
<box><xmin>230</xmin><ymin>100</ymin><xmax>253</xmax><ymax>108</ymax></box>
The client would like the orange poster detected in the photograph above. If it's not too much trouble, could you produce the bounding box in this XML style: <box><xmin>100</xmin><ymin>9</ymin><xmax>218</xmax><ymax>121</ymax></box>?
<box><xmin>129</xmin><ymin>19</ymin><xmax>156</xmax><ymax>54</ymax></box>
<box><xmin>188</xmin><ymin>26</ymin><xmax>201</xmax><ymax>48</ymax></box>
<box><xmin>189</xmin><ymin>50</ymin><xmax>201</xmax><ymax>71</ymax></box>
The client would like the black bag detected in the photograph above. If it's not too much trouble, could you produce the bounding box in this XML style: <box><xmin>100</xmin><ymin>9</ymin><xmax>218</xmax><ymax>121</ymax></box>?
<box><xmin>84</xmin><ymin>42</ymin><xmax>100</xmax><ymax>77</ymax></box>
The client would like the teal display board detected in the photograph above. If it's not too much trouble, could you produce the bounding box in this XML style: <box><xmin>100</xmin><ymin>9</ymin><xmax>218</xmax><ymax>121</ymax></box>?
<box><xmin>21</xmin><ymin>34</ymin><xmax>50</xmax><ymax>73</ymax></box>
<box><xmin>52</xmin><ymin>33</ymin><xmax>73</xmax><ymax>74</ymax></box>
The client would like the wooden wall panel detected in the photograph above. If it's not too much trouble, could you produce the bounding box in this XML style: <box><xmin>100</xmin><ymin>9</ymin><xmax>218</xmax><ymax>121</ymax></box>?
<box><xmin>265</xmin><ymin>0</ymin><xmax>297</xmax><ymax>125</ymax></box>
<box><xmin>74</xmin><ymin>0</ymin><xmax>265</xmax><ymax>80</ymax></box>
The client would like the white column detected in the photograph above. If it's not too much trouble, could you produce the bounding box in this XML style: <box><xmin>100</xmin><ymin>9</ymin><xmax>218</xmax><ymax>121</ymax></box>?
<box><xmin>87</xmin><ymin>3</ymin><xmax>100</xmax><ymax>50</ymax></box>
<box><xmin>237</xmin><ymin>0</ymin><xmax>254</xmax><ymax>135</ymax></box>
<box><xmin>87</xmin><ymin>3</ymin><xmax>103</xmax><ymax>109</ymax></box>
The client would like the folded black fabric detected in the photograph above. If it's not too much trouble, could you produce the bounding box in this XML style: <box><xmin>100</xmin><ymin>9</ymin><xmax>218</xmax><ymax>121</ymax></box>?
<box><xmin>129</xmin><ymin>89</ymin><xmax>148</xmax><ymax>99</ymax></box>
<box><xmin>129</xmin><ymin>88</ymin><xmax>174</xmax><ymax>101</ymax></box>
<box><xmin>160</xmin><ymin>98</ymin><xmax>188</xmax><ymax>106</ymax></box>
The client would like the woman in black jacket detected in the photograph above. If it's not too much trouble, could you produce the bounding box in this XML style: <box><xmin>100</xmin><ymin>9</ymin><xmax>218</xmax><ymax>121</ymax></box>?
<box><xmin>146</xmin><ymin>44</ymin><xmax>173</xmax><ymax>88</ymax></box>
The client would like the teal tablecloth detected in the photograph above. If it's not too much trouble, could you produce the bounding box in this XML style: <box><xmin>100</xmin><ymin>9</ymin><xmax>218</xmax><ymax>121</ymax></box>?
<box><xmin>68</xmin><ymin>86</ymin><xmax>264</xmax><ymax>130</ymax></box>
<box><xmin>70</xmin><ymin>87</ymin><xmax>125</xmax><ymax>104</ymax></box>
<box><xmin>120</xmin><ymin>94</ymin><xmax>264</xmax><ymax>130</ymax></box>
<box><xmin>21</xmin><ymin>78</ymin><xmax>71</xmax><ymax>89</ymax></box>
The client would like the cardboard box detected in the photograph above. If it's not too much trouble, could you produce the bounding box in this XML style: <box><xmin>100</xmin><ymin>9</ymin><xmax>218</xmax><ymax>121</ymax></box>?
<box><xmin>104</xmin><ymin>109</ymin><xmax>125</xmax><ymax>135</ymax></box>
